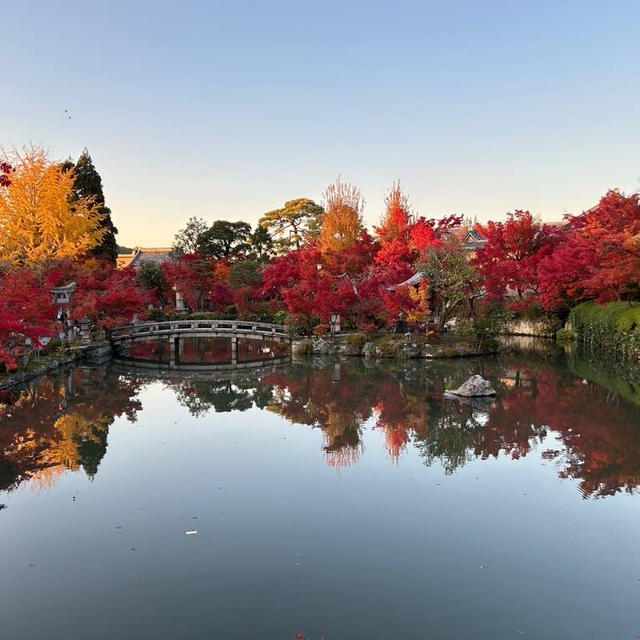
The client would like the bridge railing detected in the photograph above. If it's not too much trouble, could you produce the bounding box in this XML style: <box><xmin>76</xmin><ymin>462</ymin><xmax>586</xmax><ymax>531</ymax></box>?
<box><xmin>111</xmin><ymin>319</ymin><xmax>289</xmax><ymax>341</ymax></box>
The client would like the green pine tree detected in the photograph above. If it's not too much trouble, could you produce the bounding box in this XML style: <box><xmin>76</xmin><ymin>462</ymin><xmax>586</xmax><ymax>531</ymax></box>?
<box><xmin>64</xmin><ymin>149</ymin><xmax>118</xmax><ymax>262</ymax></box>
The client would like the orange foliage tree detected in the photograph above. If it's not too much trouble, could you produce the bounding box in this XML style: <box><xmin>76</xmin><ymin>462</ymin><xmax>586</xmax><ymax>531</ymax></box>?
<box><xmin>318</xmin><ymin>177</ymin><xmax>364</xmax><ymax>252</ymax></box>
<box><xmin>0</xmin><ymin>146</ymin><xmax>106</xmax><ymax>266</ymax></box>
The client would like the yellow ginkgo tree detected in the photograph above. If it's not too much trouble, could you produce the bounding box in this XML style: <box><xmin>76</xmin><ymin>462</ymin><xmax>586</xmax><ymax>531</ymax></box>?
<box><xmin>0</xmin><ymin>145</ymin><xmax>106</xmax><ymax>266</ymax></box>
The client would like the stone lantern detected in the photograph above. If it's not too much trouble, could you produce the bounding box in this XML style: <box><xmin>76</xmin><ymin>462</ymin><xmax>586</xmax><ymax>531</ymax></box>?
<box><xmin>174</xmin><ymin>285</ymin><xmax>186</xmax><ymax>312</ymax></box>
<box><xmin>330</xmin><ymin>312</ymin><xmax>341</xmax><ymax>335</ymax></box>
<box><xmin>78</xmin><ymin>317</ymin><xmax>92</xmax><ymax>343</ymax></box>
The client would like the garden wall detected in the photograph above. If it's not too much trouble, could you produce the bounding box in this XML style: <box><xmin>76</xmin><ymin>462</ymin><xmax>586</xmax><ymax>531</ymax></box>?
<box><xmin>503</xmin><ymin>316</ymin><xmax>562</xmax><ymax>338</ymax></box>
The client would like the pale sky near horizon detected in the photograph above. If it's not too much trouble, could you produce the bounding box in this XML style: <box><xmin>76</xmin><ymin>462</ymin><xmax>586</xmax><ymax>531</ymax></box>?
<box><xmin>3</xmin><ymin>0</ymin><xmax>639</xmax><ymax>246</ymax></box>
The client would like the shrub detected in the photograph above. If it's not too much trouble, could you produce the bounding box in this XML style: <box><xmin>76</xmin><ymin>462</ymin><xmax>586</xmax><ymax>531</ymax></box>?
<box><xmin>452</xmin><ymin>307</ymin><xmax>506</xmax><ymax>349</ymax></box>
<box><xmin>188</xmin><ymin>312</ymin><xmax>224</xmax><ymax>320</ymax></box>
<box><xmin>356</xmin><ymin>319</ymin><xmax>377</xmax><ymax>335</ymax></box>
<box><xmin>294</xmin><ymin>339</ymin><xmax>313</xmax><ymax>355</ymax></box>
<box><xmin>44</xmin><ymin>338</ymin><xmax>62</xmax><ymax>353</ymax></box>
<box><xmin>146</xmin><ymin>308</ymin><xmax>165</xmax><ymax>322</ymax></box>
<box><xmin>452</xmin><ymin>318</ymin><xmax>474</xmax><ymax>340</ymax></box>
<box><xmin>345</xmin><ymin>332</ymin><xmax>367</xmax><ymax>349</ymax></box>
<box><xmin>285</xmin><ymin>313</ymin><xmax>312</xmax><ymax>338</ymax></box>
<box><xmin>375</xmin><ymin>336</ymin><xmax>404</xmax><ymax>358</ymax></box>
<box><xmin>569</xmin><ymin>301</ymin><xmax>640</xmax><ymax>362</ymax></box>
<box><xmin>555</xmin><ymin>327</ymin><xmax>575</xmax><ymax>343</ymax></box>
<box><xmin>313</xmin><ymin>324</ymin><xmax>330</xmax><ymax>336</ymax></box>
<box><xmin>272</xmin><ymin>310</ymin><xmax>288</xmax><ymax>325</ymax></box>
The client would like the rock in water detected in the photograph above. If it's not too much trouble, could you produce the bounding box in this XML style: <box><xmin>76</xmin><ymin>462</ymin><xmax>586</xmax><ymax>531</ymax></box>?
<box><xmin>447</xmin><ymin>375</ymin><xmax>496</xmax><ymax>397</ymax></box>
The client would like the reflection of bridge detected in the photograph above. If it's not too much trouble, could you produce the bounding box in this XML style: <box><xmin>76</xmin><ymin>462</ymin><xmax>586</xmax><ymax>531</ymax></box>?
<box><xmin>112</xmin><ymin>356</ymin><xmax>292</xmax><ymax>374</ymax></box>
<box><xmin>110</xmin><ymin>320</ymin><xmax>290</xmax><ymax>368</ymax></box>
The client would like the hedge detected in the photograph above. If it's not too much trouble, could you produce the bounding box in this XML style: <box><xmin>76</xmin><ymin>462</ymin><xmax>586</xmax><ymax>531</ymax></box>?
<box><xmin>568</xmin><ymin>301</ymin><xmax>640</xmax><ymax>362</ymax></box>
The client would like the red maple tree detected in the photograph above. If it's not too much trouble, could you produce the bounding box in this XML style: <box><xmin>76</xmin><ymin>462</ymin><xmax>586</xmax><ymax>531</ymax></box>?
<box><xmin>473</xmin><ymin>210</ymin><xmax>563</xmax><ymax>306</ymax></box>
<box><xmin>537</xmin><ymin>190</ymin><xmax>640</xmax><ymax>309</ymax></box>
<box><xmin>0</xmin><ymin>268</ymin><xmax>56</xmax><ymax>370</ymax></box>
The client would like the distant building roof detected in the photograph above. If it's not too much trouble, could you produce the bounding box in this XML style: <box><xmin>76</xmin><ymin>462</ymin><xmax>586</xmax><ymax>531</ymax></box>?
<box><xmin>462</xmin><ymin>228</ymin><xmax>487</xmax><ymax>250</ymax></box>
<box><xmin>117</xmin><ymin>247</ymin><xmax>172</xmax><ymax>269</ymax></box>
<box><xmin>389</xmin><ymin>226</ymin><xmax>488</xmax><ymax>290</ymax></box>
<box><xmin>50</xmin><ymin>282</ymin><xmax>77</xmax><ymax>294</ymax></box>
<box><xmin>391</xmin><ymin>272</ymin><xmax>425</xmax><ymax>289</ymax></box>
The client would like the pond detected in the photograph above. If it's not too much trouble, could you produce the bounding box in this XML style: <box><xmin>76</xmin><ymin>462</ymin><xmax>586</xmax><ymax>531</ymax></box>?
<box><xmin>1</xmin><ymin>345</ymin><xmax>639</xmax><ymax>639</ymax></box>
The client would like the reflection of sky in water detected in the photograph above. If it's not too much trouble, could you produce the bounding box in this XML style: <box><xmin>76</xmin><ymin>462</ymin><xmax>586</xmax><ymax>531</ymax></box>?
<box><xmin>1</xmin><ymin>354</ymin><xmax>640</xmax><ymax>639</ymax></box>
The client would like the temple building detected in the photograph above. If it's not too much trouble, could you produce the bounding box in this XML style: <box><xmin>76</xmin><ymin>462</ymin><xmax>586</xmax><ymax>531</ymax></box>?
<box><xmin>117</xmin><ymin>247</ymin><xmax>173</xmax><ymax>269</ymax></box>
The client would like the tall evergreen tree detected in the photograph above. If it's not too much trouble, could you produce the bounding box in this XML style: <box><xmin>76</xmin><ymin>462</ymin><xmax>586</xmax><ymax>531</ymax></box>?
<box><xmin>63</xmin><ymin>149</ymin><xmax>118</xmax><ymax>262</ymax></box>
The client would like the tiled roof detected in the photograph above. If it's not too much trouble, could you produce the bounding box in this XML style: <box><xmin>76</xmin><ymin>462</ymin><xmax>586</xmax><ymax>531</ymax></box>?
<box><xmin>50</xmin><ymin>281</ymin><xmax>77</xmax><ymax>294</ymax></box>
<box><xmin>117</xmin><ymin>247</ymin><xmax>172</xmax><ymax>269</ymax></box>
<box><xmin>389</xmin><ymin>271</ymin><xmax>425</xmax><ymax>289</ymax></box>
<box><xmin>463</xmin><ymin>228</ymin><xmax>487</xmax><ymax>249</ymax></box>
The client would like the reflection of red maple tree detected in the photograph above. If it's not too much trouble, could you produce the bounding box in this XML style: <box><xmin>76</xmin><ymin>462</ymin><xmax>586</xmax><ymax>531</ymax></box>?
<box><xmin>127</xmin><ymin>339</ymin><xmax>171</xmax><ymax>361</ymax></box>
<box><xmin>3</xmin><ymin>356</ymin><xmax>639</xmax><ymax>498</ymax></box>
<box><xmin>262</xmin><ymin>359</ymin><xmax>640</xmax><ymax>494</ymax></box>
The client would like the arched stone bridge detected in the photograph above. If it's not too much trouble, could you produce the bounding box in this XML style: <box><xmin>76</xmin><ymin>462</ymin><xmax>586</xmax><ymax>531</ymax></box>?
<box><xmin>110</xmin><ymin>319</ymin><xmax>290</xmax><ymax>368</ymax></box>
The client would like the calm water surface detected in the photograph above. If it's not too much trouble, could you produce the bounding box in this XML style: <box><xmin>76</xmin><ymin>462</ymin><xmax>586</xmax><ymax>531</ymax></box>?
<box><xmin>1</xmin><ymin>345</ymin><xmax>639</xmax><ymax>639</ymax></box>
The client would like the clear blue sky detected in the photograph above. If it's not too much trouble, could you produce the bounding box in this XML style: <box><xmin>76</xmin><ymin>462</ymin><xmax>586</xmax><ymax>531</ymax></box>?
<box><xmin>4</xmin><ymin>0</ymin><xmax>639</xmax><ymax>246</ymax></box>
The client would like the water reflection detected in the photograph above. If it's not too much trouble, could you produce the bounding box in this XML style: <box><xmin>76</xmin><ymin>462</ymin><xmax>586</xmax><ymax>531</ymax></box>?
<box><xmin>116</xmin><ymin>336</ymin><xmax>290</xmax><ymax>365</ymax></box>
<box><xmin>0</xmin><ymin>367</ymin><xmax>143</xmax><ymax>491</ymax></box>
<box><xmin>2</xmin><ymin>351</ymin><xmax>640</xmax><ymax>498</ymax></box>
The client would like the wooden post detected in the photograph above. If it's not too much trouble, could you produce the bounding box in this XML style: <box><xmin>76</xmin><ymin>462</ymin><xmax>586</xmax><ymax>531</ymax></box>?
<box><xmin>231</xmin><ymin>336</ymin><xmax>237</xmax><ymax>366</ymax></box>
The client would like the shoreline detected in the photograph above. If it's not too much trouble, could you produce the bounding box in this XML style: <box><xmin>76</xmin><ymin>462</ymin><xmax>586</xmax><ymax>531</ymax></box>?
<box><xmin>0</xmin><ymin>331</ymin><xmax>556</xmax><ymax>390</ymax></box>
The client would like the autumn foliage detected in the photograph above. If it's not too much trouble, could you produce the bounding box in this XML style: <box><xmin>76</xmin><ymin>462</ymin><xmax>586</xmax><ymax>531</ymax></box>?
<box><xmin>537</xmin><ymin>191</ymin><xmax>640</xmax><ymax>309</ymax></box>
<box><xmin>0</xmin><ymin>268</ymin><xmax>56</xmax><ymax>369</ymax></box>
<box><xmin>1</xmin><ymin>143</ymin><xmax>640</xmax><ymax>375</ymax></box>
<box><xmin>472</xmin><ymin>211</ymin><xmax>562</xmax><ymax>306</ymax></box>
<box><xmin>318</xmin><ymin>177</ymin><xmax>365</xmax><ymax>252</ymax></box>
<box><xmin>70</xmin><ymin>263</ymin><xmax>149</xmax><ymax>332</ymax></box>
<box><xmin>0</xmin><ymin>146</ymin><xmax>105</xmax><ymax>266</ymax></box>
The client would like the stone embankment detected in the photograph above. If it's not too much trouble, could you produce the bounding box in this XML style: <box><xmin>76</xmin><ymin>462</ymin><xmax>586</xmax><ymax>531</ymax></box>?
<box><xmin>503</xmin><ymin>316</ymin><xmax>563</xmax><ymax>338</ymax></box>
<box><xmin>0</xmin><ymin>343</ymin><xmax>112</xmax><ymax>390</ymax></box>
<box><xmin>0</xmin><ymin>353</ymin><xmax>82</xmax><ymax>390</ymax></box>
<box><xmin>292</xmin><ymin>333</ymin><xmax>497</xmax><ymax>359</ymax></box>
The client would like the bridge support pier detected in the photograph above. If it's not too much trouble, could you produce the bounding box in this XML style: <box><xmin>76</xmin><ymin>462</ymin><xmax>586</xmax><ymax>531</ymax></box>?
<box><xmin>231</xmin><ymin>336</ymin><xmax>237</xmax><ymax>366</ymax></box>
<box><xmin>169</xmin><ymin>335</ymin><xmax>177</xmax><ymax>368</ymax></box>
